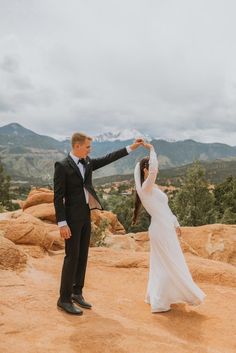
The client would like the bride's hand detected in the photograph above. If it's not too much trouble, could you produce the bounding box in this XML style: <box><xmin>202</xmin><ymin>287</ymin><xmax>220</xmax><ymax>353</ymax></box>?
<box><xmin>142</xmin><ymin>142</ymin><xmax>153</xmax><ymax>149</ymax></box>
<box><xmin>130</xmin><ymin>138</ymin><xmax>144</xmax><ymax>150</ymax></box>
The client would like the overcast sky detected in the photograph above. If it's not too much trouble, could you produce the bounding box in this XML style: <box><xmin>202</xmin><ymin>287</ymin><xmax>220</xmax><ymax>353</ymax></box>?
<box><xmin>0</xmin><ymin>0</ymin><xmax>236</xmax><ymax>145</ymax></box>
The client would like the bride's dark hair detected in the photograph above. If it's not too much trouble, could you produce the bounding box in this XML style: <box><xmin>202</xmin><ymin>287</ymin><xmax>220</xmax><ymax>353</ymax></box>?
<box><xmin>132</xmin><ymin>157</ymin><xmax>149</xmax><ymax>225</ymax></box>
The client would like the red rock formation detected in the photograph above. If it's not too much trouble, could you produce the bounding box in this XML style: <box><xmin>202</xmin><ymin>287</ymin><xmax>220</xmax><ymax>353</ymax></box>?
<box><xmin>104</xmin><ymin>225</ymin><xmax>236</xmax><ymax>266</ymax></box>
<box><xmin>24</xmin><ymin>203</ymin><xmax>56</xmax><ymax>223</ymax></box>
<box><xmin>0</xmin><ymin>247</ymin><xmax>236</xmax><ymax>353</ymax></box>
<box><xmin>0</xmin><ymin>213</ymin><xmax>63</xmax><ymax>250</ymax></box>
<box><xmin>0</xmin><ymin>236</ymin><xmax>27</xmax><ymax>270</ymax></box>
<box><xmin>23</xmin><ymin>188</ymin><xmax>54</xmax><ymax>210</ymax></box>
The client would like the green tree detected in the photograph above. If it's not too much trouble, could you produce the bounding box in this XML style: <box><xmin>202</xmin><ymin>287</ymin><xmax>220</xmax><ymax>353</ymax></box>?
<box><xmin>104</xmin><ymin>192</ymin><xmax>150</xmax><ymax>233</ymax></box>
<box><xmin>221</xmin><ymin>208</ymin><xmax>236</xmax><ymax>224</ymax></box>
<box><xmin>0</xmin><ymin>158</ymin><xmax>12</xmax><ymax>211</ymax></box>
<box><xmin>0</xmin><ymin>158</ymin><xmax>19</xmax><ymax>211</ymax></box>
<box><xmin>90</xmin><ymin>218</ymin><xmax>110</xmax><ymax>247</ymax></box>
<box><xmin>214</xmin><ymin>176</ymin><xmax>236</xmax><ymax>224</ymax></box>
<box><xmin>171</xmin><ymin>161</ymin><xmax>216</xmax><ymax>226</ymax></box>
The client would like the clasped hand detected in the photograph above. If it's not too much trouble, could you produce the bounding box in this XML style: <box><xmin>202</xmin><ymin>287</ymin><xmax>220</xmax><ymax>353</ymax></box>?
<box><xmin>130</xmin><ymin>138</ymin><xmax>153</xmax><ymax>150</ymax></box>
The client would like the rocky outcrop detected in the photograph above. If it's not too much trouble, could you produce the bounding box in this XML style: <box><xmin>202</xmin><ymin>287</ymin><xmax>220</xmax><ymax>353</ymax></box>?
<box><xmin>0</xmin><ymin>188</ymin><xmax>126</xmax><ymax>254</ymax></box>
<box><xmin>180</xmin><ymin>224</ymin><xmax>236</xmax><ymax>266</ymax></box>
<box><xmin>24</xmin><ymin>203</ymin><xmax>56</xmax><ymax>223</ymax></box>
<box><xmin>0</xmin><ymin>236</ymin><xmax>27</xmax><ymax>270</ymax></box>
<box><xmin>18</xmin><ymin>188</ymin><xmax>126</xmax><ymax>236</ymax></box>
<box><xmin>104</xmin><ymin>225</ymin><xmax>236</xmax><ymax>266</ymax></box>
<box><xmin>0</xmin><ymin>213</ymin><xmax>63</xmax><ymax>251</ymax></box>
<box><xmin>22</xmin><ymin>188</ymin><xmax>54</xmax><ymax>210</ymax></box>
<box><xmin>104</xmin><ymin>232</ymin><xmax>150</xmax><ymax>251</ymax></box>
<box><xmin>89</xmin><ymin>247</ymin><xmax>236</xmax><ymax>287</ymax></box>
<box><xmin>1</xmin><ymin>185</ymin><xmax>236</xmax><ymax>353</ymax></box>
<box><xmin>1</xmin><ymin>247</ymin><xmax>235</xmax><ymax>353</ymax></box>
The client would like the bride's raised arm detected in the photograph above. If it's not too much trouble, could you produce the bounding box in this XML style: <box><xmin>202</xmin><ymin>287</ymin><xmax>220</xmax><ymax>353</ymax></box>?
<box><xmin>142</xmin><ymin>145</ymin><xmax>159</xmax><ymax>192</ymax></box>
<box><xmin>134</xmin><ymin>162</ymin><xmax>142</xmax><ymax>193</ymax></box>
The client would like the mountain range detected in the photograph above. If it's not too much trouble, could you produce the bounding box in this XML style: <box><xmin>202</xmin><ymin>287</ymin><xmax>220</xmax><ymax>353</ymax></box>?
<box><xmin>0</xmin><ymin>122</ymin><xmax>236</xmax><ymax>184</ymax></box>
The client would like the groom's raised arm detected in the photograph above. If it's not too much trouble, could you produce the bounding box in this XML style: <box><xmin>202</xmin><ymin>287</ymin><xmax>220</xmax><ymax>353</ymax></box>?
<box><xmin>91</xmin><ymin>139</ymin><xmax>143</xmax><ymax>171</ymax></box>
<box><xmin>91</xmin><ymin>147</ymin><xmax>130</xmax><ymax>171</ymax></box>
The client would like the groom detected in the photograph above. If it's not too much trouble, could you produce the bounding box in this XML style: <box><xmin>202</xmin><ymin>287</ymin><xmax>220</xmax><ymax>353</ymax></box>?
<box><xmin>54</xmin><ymin>132</ymin><xmax>143</xmax><ymax>315</ymax></box>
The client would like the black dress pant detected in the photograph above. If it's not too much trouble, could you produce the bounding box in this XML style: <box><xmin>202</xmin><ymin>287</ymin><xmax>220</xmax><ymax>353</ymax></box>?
<box><xmin>59</xmin><ymin>207</ymin><xmax>91</xmax><ymax>302</ymax></box>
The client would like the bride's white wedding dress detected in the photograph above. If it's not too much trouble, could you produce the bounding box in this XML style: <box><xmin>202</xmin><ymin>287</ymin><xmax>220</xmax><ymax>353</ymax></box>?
<box><xmin>134</xmin><ymin>146</ymin><xmax>206</xmax><ymax>312</ymax></box>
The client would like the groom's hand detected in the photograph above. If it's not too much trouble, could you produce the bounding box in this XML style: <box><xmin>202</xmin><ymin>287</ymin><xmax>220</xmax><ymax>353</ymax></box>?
<box><xmin>60</xmin><ymin>225</ymin><xmax>72</xmax><ymax>239</ymax></box>
<box><xmin>130</xmin><ymin>138</ymin><xmax>144</xmax><ymax>150</ymax></box>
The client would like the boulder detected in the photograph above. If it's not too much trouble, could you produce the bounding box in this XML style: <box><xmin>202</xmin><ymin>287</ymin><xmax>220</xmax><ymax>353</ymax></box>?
<box><xmin>23</xmin><ymin>189</ymin><xmax>54</xmax><ymax>210</ymax></box>
<box><xmin>0</xmin><ymin>209</ymin><xmax>23</xmax><ymax>221</ymax></box>
<box><xmin>0</xmin><ymin>236</ymin><xmax>27</xmax><ymax>270</ymax></box>
<box><xmin>0</xmin><ymin>213</ymin><xmax>61</xmax><ymax>250</ymax></box>
<box><xmin>180</xmin><ymin>224</ymin><xmax>236</xmax><ymax>265</ymax></box>
<box><xmin>104</xmin><ymin>232</ymin><xmax>150</xmax><ymax>252</ymax></box>
<box><xmin>24</xmin><ymin>203</ymin><xmax>56</xmax><ymax>223</ymax></box>
<box><xmin>104</xmin><ymin>224</ymin><xmax>236</xmax><ymax>267</ymax></box>
<box><xmin>104</xmin><ymin>234</ymin><xmax>137</xmax><ymax>251</ymax></box>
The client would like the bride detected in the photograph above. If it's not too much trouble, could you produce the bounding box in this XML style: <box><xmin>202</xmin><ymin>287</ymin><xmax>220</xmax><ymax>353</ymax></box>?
<box><xmin>132</xmin><ymin>142</ymin><xmax>206</xmax><ymax>313</ymax></box>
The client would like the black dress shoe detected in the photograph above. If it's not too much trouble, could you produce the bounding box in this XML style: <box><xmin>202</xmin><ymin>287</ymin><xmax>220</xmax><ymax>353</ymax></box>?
<box><xmin>57</xmin><ymin>298</ymin><xmax>83</xmax><ymax>315</ymax></box>
<box><xmin>72</xmin><ymin>294</ymin><xmax>92</xmax><ymax>309</ymax></box>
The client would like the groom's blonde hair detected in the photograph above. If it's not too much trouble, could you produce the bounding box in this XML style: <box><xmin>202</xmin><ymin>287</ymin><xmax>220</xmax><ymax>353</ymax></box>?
<box><xmin>71</xmin><ymin>132</ymin><xmax>92</xmax><ymax>147</ymax></box>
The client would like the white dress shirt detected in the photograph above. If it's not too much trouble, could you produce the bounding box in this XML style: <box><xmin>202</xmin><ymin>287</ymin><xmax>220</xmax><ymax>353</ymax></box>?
<box><xmin>69</xmin><ymin>151</ymin><xmax>89</xmax><ymax>202</ymax></box>
<box><xmin>58</xmin><ymin>145</ymin><xmax>132</xmax><ymax>227</ymax></box>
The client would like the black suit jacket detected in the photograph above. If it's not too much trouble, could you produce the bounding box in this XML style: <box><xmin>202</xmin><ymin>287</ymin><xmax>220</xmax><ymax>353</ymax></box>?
<box><xmin>53</xmin><ymin>147</ymin><xmax>129</xmax><ymax>223</ymax></box>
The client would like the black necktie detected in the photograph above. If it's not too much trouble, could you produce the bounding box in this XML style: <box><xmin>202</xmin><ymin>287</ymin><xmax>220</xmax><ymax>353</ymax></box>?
<box><xmin>78</xmin><ymin>158</ymin><xmax>86</xmax><ymax>166</ymax></box>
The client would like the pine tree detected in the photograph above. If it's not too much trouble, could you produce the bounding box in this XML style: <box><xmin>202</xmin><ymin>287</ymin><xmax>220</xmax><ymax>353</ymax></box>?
<box><xmin>214</xmin><ymin>176</ymin><xmax>236</xmax><ymax>224</ymax></box>
<box><xmin>171</xmin><ymin>161</ymin><xmax>216</xmax><ymax>226</ymax></box>
<box><xmin>0</xmin><ymin>158</ymin><xmax>13</xmax><ymax>211</ymax></box>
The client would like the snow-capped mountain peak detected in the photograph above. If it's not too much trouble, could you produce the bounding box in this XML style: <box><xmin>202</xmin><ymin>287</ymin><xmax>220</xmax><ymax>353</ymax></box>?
<box><xmin>93</xmin><ymin>129</ymin><xmax>152</xmax><ymax>142</ymax></box>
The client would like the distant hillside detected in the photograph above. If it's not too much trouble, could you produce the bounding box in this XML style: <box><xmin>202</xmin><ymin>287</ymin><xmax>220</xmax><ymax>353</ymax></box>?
<box><xmin>156</xmin><ymin>159</ymin><xmax>236</xmax><ymax>185</ymax></box>
<box><xmin>0</xmin><ymin>122</ymin><xmax>236</xmax><ymax>184</ymax></box>
<box><xmin>0</xmin><ymin>123</ymin><xmax>64</xmax><ymax>151</ymax></box>
<box><xmin>93</xmin><ymin>159</ymin><xmax>236</xmax><ymax>186</ymax></box>
<box><xmin>86</xmin><ymin>139</ymin><xmax>236</xmax><ymax>179</ymax></box>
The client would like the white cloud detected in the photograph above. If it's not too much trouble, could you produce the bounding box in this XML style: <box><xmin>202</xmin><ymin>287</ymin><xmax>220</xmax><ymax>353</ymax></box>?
<box><xmin>0</xmin><ymin>0</ymin><xmax>236</xmax><ymax>145</ymax></box>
